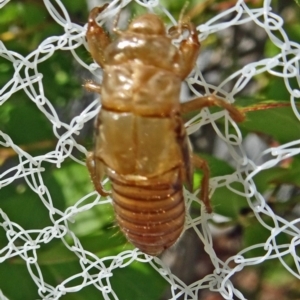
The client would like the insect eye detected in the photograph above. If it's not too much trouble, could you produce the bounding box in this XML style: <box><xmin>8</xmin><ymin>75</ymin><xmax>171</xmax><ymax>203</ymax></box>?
<box><xmin>168</xmin><ymin>24</ymin><xmax>190</xmax><ymax>39</ymax></box>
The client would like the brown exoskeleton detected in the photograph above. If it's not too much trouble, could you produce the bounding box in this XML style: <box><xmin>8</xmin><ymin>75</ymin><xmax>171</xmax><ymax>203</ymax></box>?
<box><xmin>85</xmin><ymin>4</ymin><xmax>244</xmax><ymax>256</ymax></box>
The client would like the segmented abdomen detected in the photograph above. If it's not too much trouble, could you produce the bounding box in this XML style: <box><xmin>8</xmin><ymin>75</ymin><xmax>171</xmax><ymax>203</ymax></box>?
<box><xmin>109</xmin><ymin>168</ymin><xmax>185</xmax><ymax>256</ymax></box>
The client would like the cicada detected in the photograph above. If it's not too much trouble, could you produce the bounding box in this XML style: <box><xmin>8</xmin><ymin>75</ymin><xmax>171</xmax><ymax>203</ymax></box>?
<box><xmin>85</xmin><ymin>4</ymin><xmax>244</xmax><ymax>255</ymax></box>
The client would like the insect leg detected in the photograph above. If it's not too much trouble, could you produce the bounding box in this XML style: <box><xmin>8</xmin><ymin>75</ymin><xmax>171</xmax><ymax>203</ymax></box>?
<box><xmin>169</xmin><ymin>22</ymin><xmax>201</xmax><ymax>79</ymax></box>
<box><xmin>86</xmin><ymin>4</ymin><xmax>111</xmax><ymax>68</ymax></box>
<box><xmin>180</xmin><ymin>95</ymin><xmax>245</xmax><ymax>123</ymax></box>
<box><xmin>84</xmin><ymin>80</ymin><xmax>102</xmax><ymax>94</ymax></box>
<box><xmin>112</xmin><ymin>1</ymin><xmax>123</xmax><ymax>35</ymax></box>
<box><xmin>192</xmin><ymin>154</ymin><xmax>212</xmax><ymax>214</ymax></box>
<box><xmin>173</xmin><ymin>112</ymin><xmax>194</xmax><ymax>192</ymax></box>
<box><xmin>86</xmin><ymin>152</ymin><xmax>110</xmax><ymax>197</ymax></box>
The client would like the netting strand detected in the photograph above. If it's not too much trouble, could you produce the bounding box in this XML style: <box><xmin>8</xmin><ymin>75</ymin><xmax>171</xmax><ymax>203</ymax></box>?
<box><xmin>0</xmin><ymin>0</ymin><xmax>300</xmax><ymax>299</ymax></box>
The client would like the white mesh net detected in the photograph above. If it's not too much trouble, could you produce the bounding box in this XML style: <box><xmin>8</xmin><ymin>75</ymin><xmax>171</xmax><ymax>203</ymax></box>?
<box><xmin>0</xmin><ymin>0</ymin><xmax>300</xmax><ymax>299</ymax></box>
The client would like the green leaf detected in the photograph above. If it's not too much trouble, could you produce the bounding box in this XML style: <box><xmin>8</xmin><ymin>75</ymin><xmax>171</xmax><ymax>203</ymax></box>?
<box><xmin>242</xmin><ymin>219</ymin><xmax>273</xmax><ymax>258</ymax></box>
<box><xmin>293</xmin><ymin>0</ymin><xmax>300</xmax><ymax>7</ymax></box>
<box><xmin>0</xmin><ymin>262</ymin><xmax>38</xmax><ymax>300</ymax></box>
<box><xmin>52</xmin><ymin>162</ymin><xmax>116</xmax><ymax>237</ymax></box>
<box><xmin>192</xmin><ymin>153</ymin><xmax>246</xmax><ymax>219</ymax></box>
<box><xmin>22</xmin><ymin>3</ymin><xmax>47</xmax><ymax>26</ymax></box>
<box><xmin>237</xmin><ymin>99</ymin><xmax>300</xmax><ymax>144</ymax></box>
<box><xmin>63</xmin><ymin>0</ymin><xmax>88</xmax><ymax>14</ymax></box>
<box><xmin>193</xmin><ymin>153</ymin><xmax>235</xmax><ymax>191</ymax></box>
<box><xmin>196</xmin><ymin>153</ymin><xmax>235</xmax><ymax>177</ymax></box>
<box><xmin>243</xmin><ymin>218</ymin><xmax>290</xmax><ymax>259</ymax></box>
<box><xmin>254</xmin><ymin>163</ymin><xmax>300</xmax><ymax>193</ymax></box>
<box><xmin>0</xmin><ymin>3</ymin><xmax>22</xmax><ymax>25</ymax></box>
<box><xmin>110</xmin><ymin>261</ymin><xmax>167</xmax><ymax>300</ymax></box>
<box><xmin>0</xmin><ymin>170</ymin><xmax>65</xmax><ymax>232</ymax></box>
<box><xmin>30</xmin><ymin>228</ymin><xmax>128</xmax><ymax>265</ymax></box>
<box><xmin>212</xmin><ymin>183</ymin><xmax>248</xmax><ymax>220</ymax></box>
<box><xmin>0</xmin><ymin>99</ymin><xmax>54</xmax><ymax>145</ymax></box>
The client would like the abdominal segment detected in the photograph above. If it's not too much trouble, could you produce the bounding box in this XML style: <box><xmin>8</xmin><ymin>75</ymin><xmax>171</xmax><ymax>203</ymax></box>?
<box><xmin>109</xmin><ymin>168</ymin><xmax>185</xmax><ymax>256</ymax></box>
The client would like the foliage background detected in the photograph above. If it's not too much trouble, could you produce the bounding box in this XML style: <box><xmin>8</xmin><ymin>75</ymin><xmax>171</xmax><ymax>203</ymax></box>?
<box><xmin>0</xmin><ymin>0</ymin><xmax>300</xmax><ymax>299</ymax></box>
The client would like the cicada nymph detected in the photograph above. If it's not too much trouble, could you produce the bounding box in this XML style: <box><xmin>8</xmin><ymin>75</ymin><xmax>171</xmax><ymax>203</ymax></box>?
<box><xmin>85</xmin><ymin>4</ymin><xmax>244</xmax><ymax>255</ymax></box>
